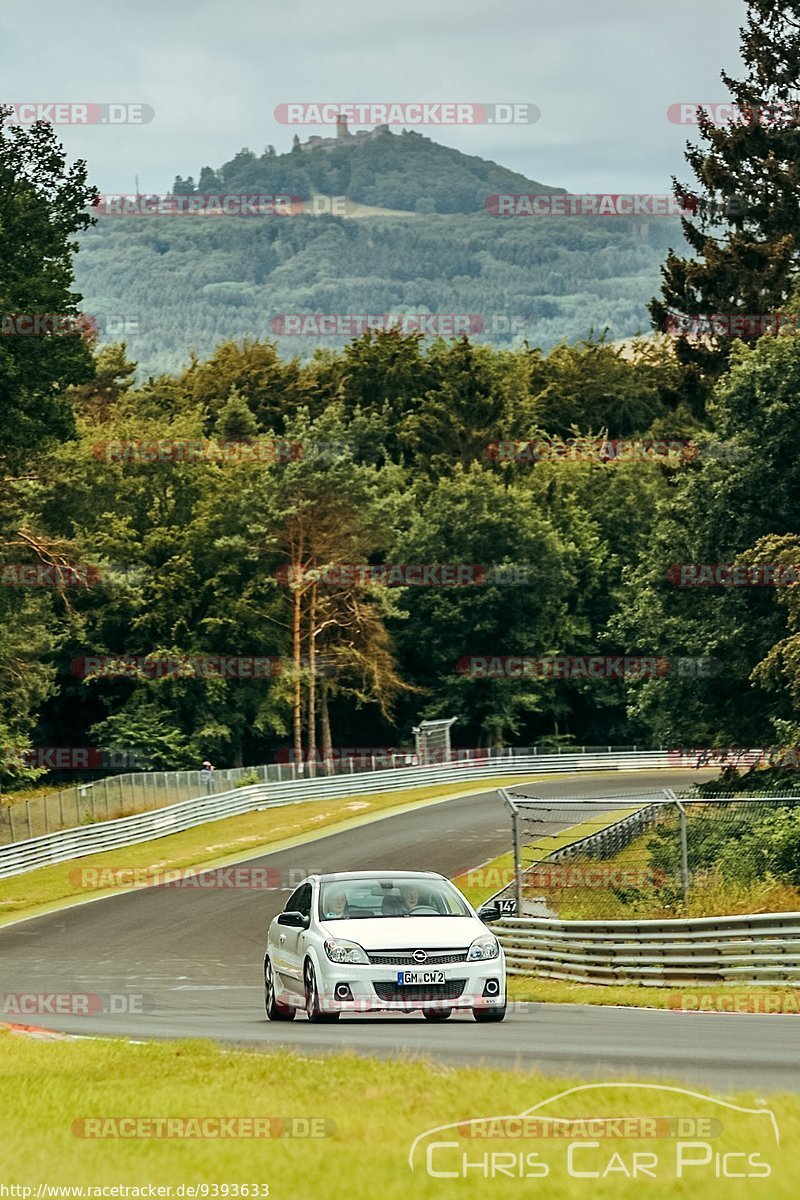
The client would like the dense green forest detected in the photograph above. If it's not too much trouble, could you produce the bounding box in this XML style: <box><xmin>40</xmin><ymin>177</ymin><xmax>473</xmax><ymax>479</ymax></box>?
<box><xmin>75</xmin><ymin>211</ymin><xmax>685</xmax><ymax>378</ymax></box>
<box><xmin>5</xmin><ymin>312</ymin><xmax>800</xmax><ymax>786</ymax></box>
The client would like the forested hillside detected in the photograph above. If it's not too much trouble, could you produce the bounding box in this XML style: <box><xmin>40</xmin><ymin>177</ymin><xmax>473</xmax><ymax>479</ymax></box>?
<box><xmin>75</xmin><ymin>211</ymin><xmax>685</xmax><ymax>378</ymax></box>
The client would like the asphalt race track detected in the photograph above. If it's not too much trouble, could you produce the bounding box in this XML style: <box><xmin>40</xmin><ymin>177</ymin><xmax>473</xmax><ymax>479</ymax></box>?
<box><xmin>2</xmin><ymin>769</ymin><xmax>798</xmax><ymax>1092</ymax></box>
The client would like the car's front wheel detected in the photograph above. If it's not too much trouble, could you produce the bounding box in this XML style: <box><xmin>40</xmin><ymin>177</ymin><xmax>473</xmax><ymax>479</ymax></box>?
<box><xmin>474</xmin><ymin>1002</ymin><xmax>507</xmax><ymax>1023</ymax></box>
<box><xmin>264</xmin><ymin>959</ymin><xmax>295</xmax><ymax>1021</ymax></box>
<box><xmin>304</xmin><ymin>960</ymin><xmax>340</xmax><ymax>1023</ymax></box>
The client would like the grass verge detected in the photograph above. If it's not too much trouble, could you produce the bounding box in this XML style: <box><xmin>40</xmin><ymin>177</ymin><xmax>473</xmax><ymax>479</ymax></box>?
<box><xmin>1</xmin><ymin>1030</ymin><xmax>796</xmax><ymax>1198</ymax></box>
<box><xmin>0</xmin><ymin>776</ymin><xmax>528</xmax><ymax>925</ymax></box>
<box><xmin>507</xmin><ymin>976</ymin><xmax>800</xmax><ymax>1011</ymax></box>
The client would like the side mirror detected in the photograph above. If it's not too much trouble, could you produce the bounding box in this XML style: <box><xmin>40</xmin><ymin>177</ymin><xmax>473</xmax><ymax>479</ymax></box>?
<box><xmin>478</xmin><ymin>902</ymin><xmax>501</xmax><ymax>923</ymax></box>
<box><xmin>277</xmin><ymin>910</ymin><xmax>309</xmax><ymax>928</ymax></box>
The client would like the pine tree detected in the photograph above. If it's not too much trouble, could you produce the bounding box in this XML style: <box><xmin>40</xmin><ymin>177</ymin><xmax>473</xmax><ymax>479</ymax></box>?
<box><xmin>651</xmin><ymin>1</ymin><xmax>800</xmax><ymax>374</ymax></box>
<box><xmin>214</xmin><ymin>385</ymin><xmax>258</xmax><ymax>442</ymax></box>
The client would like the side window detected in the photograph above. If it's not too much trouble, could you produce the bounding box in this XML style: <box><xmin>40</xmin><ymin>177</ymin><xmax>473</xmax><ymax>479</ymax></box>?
<box><xmin>294</xmin><ymin>883</ymin><xmax>312</xmax><ymax>919</ymax></box>
<box><xmin>285</xmin><ymin>885</ymin><xmax>306</xmax><ymax>913</ymax></box>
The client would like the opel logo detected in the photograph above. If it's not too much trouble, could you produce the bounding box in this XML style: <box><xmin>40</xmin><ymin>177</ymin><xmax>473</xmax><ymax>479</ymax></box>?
<box><xmin>413</xmin><ymin>949</ymin><xmax>427</xmax><ymax>963</ymax></box>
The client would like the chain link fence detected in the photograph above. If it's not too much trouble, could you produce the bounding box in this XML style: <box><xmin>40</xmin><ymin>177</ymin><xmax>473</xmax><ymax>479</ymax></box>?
<box><xmin>499</xmin><ymin>789</ymin><xmax>800</xmax><ymax>920</ymax></box>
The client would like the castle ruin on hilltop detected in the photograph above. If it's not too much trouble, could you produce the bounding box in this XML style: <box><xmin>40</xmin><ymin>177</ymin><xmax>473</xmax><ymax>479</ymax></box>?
<box><xmin>294</xmin><ymin>114</ymin><xmax>391</xmax><ymax>153</ymax></box>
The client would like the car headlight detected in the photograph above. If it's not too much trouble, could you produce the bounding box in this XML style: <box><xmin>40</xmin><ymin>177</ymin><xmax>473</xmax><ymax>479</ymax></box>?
<box><xmin>324</xmin><ymin>938</ymin><xmax>369</xmax><ymax>965</ymax></box>
<box><xmin>468</xmin><ymin>933</ymin><xmax>500</xmax><ymax>961</ymax></box>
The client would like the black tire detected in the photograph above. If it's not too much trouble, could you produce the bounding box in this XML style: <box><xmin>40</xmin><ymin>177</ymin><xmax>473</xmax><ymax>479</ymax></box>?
<box><xmin>264</xmin><ymin>959</ymin><xmax>295</xmax><ymax>1021</ymax></box>
<box><xmin>474</xmin><ymin>1003</ymin><xmax>507</xmax><ymax>1023</ymax></box>
<box><xmin>304</xmin><ymin>960</ymin><xmax>340</xmax><ymax>1023</ymax></box>
<box><xmin>423</xmin><ymin>1008</ymin><xmax>452</xmax><ymax>1021</ymax></box>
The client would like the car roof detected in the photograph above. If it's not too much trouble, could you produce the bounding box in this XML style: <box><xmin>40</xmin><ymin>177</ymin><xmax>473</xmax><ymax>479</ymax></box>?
<box><xmin>313</xmin><ymin>870</ymin><xmax>446</xmax><ymax>884</ymax></box>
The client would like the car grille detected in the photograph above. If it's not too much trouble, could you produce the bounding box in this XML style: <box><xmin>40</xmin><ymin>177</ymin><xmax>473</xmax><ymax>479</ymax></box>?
<box><xmin>366</xmin><ymin>949</ymin><xmax>469</xmax><ymax>965</ymax></box>
<box><xmin>373</xmin><ymin>979</ymin><xmax>466</xmax><ymax>1002</ymax></box>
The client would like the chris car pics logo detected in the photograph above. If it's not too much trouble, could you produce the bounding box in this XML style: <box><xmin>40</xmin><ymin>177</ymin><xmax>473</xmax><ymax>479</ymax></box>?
<box><xmin>409</xmin><ymin>1083</ymin><xmax>780</xmax><ymax>1181</ymax></box>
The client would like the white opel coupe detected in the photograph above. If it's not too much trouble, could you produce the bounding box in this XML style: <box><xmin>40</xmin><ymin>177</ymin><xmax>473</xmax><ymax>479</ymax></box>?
<box><xmin>264</xmin><ymin>870</ymin><xmax>506</xmax><ymax>1022</ymax></box>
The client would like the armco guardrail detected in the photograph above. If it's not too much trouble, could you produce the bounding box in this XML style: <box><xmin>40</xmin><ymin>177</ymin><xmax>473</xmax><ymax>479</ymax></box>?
<box><xmin>0</xmin><ymin>743</ymin><xmax>653</xmax><ymax>845</ymax></box>
<box><xmin>0</xmin><ymin>749</ymin><xmax>684</xmax><ymax>878</ymax></box>
<box><xmin>494</xmin><ymin>911</ymin><xmax>800</xmax><ymax>987</ymax></box>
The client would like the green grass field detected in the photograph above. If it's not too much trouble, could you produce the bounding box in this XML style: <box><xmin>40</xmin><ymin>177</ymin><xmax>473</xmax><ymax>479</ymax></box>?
<box><xmin>1</xmin><ymin>1031</ymin><xmax>796</xmax><ymax>1199</ymax></box>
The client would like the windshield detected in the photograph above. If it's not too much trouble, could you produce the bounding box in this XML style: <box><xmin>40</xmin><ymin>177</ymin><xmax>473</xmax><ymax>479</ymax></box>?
<box><xmin>319</xmin><ymin>877</ymin><xmax>472</xmax><ymax>920</ymax></box>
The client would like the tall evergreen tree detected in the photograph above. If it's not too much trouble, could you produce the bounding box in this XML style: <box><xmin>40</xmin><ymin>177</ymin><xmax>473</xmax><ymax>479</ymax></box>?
<box><xmin>651</xmin><ymin>1</ymin><xmax>800</xmax><ymax>375</ymax></box>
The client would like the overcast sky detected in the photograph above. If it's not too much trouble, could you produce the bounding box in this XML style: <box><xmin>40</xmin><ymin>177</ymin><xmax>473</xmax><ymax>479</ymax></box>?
<box><xmin>1</xmin><ymin>0</ymin><xmax>746</xmax><ymax>195</ymax></box>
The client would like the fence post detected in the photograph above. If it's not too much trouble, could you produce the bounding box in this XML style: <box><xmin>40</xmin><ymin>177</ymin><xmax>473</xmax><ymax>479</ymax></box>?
<box><xmin>511</xmin><ymin>805</ymin><xmax>522</xmax><ymax>917</ymax></box>
<box><xmin>675</xmin><ymin>797</ymin><xmax>690</xmax><ymax>910</ymax></box>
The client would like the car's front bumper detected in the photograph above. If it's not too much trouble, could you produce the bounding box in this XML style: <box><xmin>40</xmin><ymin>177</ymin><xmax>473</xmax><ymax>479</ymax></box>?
<box><xmin>315</xmin><ymin>959</ymin><xmax>506</xmax><ymax>1014</ymax></box>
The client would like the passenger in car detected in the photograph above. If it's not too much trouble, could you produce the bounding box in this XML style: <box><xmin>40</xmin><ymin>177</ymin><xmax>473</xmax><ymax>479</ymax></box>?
<box><xmin>324</xmin><ymin>888</ymin><xmax>349</xmax><ymax>919</ymax></box>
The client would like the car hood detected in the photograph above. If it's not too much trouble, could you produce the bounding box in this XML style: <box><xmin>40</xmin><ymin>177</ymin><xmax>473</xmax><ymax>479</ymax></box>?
<box><xmin>318</xmin><ymin>916</ymin><xmax>483</xmax><ymax>949</ymax></box>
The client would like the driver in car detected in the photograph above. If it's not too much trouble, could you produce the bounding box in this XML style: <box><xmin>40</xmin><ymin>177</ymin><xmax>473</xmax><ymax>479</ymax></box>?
<box><xmin>399</xmin><ymin>883</ymin><xmax>422</xmax><ymax>912</ymax></box>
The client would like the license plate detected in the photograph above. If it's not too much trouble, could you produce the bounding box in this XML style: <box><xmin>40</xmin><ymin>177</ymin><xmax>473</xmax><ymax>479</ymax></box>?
<box><xmin>397</xmin><ymin>970</ymin><xmax>445</xmax><ymax>985</ymax></box>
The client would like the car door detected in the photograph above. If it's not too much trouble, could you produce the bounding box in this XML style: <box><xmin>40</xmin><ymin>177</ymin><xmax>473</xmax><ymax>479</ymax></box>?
<box><xmin>274</xmin><ymin>882</ymin><xmax>313</xmax><ymax>996</ymax></box>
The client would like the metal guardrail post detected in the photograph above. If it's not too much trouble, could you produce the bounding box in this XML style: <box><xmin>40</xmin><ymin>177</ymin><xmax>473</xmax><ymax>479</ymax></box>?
<box><xmin>665</xmin><ymin>789</ymin><xmax>689</xmax><ymax>909</ymax></box>
<box><xmin>500</xmin><ymin>787</ymin><xmax>524</xmax><ymax>916</ymax></box>
<box><xmin>678</xmin><ymin>801</ymin><xmax>690</xmax><ymax>910</ymax></box>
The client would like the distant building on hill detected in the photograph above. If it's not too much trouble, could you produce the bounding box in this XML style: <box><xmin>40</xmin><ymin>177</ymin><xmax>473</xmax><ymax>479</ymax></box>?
<box><xmin>299</xmin><ymin>114</ymin><xmax>390</xmax><ymax>153</ymax></box>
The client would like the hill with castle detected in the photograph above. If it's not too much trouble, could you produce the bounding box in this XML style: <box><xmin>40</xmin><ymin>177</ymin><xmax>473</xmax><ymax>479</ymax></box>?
<box><xmin>171</xmin><ymin>119</ymin><xmax>563</xmax><ymax>215</ymax></box>
<box><xmin>75</xmin><ymin>126</ymin><xmax>688</xmax><ymax>376</ymax></box>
